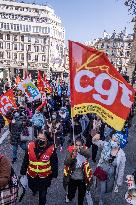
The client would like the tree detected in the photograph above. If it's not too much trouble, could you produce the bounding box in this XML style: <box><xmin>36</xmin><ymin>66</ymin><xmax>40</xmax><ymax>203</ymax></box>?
<box><xmin>124</xmin><ymin>0</ymin><xmax>136</xmax><ymax>15</ymax></box>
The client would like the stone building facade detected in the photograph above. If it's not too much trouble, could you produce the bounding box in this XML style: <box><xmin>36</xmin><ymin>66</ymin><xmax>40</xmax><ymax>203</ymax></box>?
<box><xmin>85</xmin><ymin>29</ymin><xmax>133</xmax><ymax>80</ymax></box>
<box><xmin>127</xmin><ymin>17</ymin><xmax>136</xmax><ymax>86</ymax></box>
<box><xmin>0</xmin><ymin>0</ymin><xmax>66</xmax><ymax>79</ymax></box>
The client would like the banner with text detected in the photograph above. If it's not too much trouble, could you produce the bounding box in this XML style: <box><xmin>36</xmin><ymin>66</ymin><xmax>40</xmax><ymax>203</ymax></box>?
<box><xmin>0</xmin><ymin>89</ymin><xmax>17</xmax><ymax>116</ymax></box>
<box><xmin>69</xmin><ymin>41</ymin><xmax>135</xmax><ymax>131</ymax></box>
<box><xmin>18</xmin><ymin>78</ymin><xmax>41</xmax><ymax>102</ymax></box>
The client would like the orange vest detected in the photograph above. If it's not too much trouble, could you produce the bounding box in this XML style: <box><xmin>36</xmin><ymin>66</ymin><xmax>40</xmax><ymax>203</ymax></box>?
<box><xmin>27</xmin><ymin>142</ymin><xmax>54</xmax><ymax>178</ymax></box>
<box><xmin>64</xmin><ymin>145</ymin><xmax>92</xmax><ymax>185</ymax></box>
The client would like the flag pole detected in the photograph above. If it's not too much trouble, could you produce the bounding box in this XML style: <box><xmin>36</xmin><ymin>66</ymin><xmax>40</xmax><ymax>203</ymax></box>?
<box><xmin>69</xmin><ymin>40</ymin><xmax>75</xmax><ymax>146</ymax></box>
<box><xmin>71</xmin><ymin>112</ymin><xmax>76</xmax><ymax>146</ymax></box>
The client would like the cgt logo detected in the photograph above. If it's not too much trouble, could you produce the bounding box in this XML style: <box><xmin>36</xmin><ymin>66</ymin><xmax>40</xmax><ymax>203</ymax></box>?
<box><xmin>0</xmin><ymin>95</ymin><xmax>13</xmax><ymax>115</ymax></box>
<box><xmin>74</xmin><ymin>70</ymin><xmax>133</xmax><ymax>108</ymax></box>
<box><xmin>42</xmin><ymin>155</ymin><xmax>49</xmax><ymax>161</ymax></box>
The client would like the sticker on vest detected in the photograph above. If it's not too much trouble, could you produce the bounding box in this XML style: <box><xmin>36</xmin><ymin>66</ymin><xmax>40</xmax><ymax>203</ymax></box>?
<box><xmin>42</xmin><ymin>155</ymin><xmax>49</xmax><ymax>161</ymax></box>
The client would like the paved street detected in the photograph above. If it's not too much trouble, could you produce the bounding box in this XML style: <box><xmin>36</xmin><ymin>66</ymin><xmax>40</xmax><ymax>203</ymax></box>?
<box><xmin>0</xmin><ymin>115</ymin><xmax>136</xmax><ymax>205</ymax></box>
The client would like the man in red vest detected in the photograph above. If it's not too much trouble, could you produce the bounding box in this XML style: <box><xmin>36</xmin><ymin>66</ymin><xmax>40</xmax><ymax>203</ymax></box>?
<box><xmin>20</xmin><ymin>131</ymin><xmax>58</xmax><ymax>205</ymax></box>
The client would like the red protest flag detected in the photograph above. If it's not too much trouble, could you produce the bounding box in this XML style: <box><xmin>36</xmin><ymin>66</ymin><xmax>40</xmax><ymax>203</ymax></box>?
<box><xmin>37</xmin><ymin>101</ymin><xmax>47</xmax><ymax>112</ymax></box>
<box><xmin>69</xmin><ymin>41</ymin><xmax>135</xmax><ymax>131</ymax></box>
<box><xmin>0</xmin><ymin>89</ymin><xmax>17</xmax><ymax>116</ymax></box>
<box><xmin>43</xmin><ymin>74</ymin><xmax>52</xmax><ymax>93</ymax></box>
<box><xmin>37</xmin><ymin>71</ymin><xmax>44</xmax><ymax>92</ymax></box>
<box><xmin>24</xmin><ymin>71</ymin><xmax>28</xmax><ymax>79</ymax></box>
<box><xmin>15</xmin><ymin>75</ymin><xmax>21</xmax><ymax>85</ymax></box>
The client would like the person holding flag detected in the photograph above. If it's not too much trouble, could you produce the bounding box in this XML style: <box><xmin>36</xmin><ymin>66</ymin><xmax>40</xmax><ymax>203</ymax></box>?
<box><xmin>63</xmin><ymin>137</ymin><xmax>92</xmax><ymax>205</ymax></box>
<box><xmin>43</xmin><ymin>74</ymin><xmax>52</xmax><ymax>94</ymax></box>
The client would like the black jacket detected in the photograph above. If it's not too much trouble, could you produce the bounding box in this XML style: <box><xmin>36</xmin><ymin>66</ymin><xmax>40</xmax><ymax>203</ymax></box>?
<box><xmin>9</xmin><ymin>119</ymin><xmax>23</xmax><ymax>145</ymax></box>
<box><xmin>0</xmin><ymin>114</ymin><xmax>5</xmax><ymax>129</ymax></box>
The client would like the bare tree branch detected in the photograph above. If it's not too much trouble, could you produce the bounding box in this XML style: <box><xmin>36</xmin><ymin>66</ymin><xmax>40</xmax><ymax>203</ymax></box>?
<box><xmin>124</xmin><ymin>0</ymin><xmax>136</xmax><ymax>15</ymax></box>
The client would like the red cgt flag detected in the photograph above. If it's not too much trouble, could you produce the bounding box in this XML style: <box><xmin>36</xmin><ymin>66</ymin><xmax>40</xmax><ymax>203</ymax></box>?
<box><xmin>69</xmin><ymin>41</ymin><xmax>135</xmax><ymax>131</ymax></box>
<box><xmin>0</xmin><ymin>89</ymin><xmax>17</xmax><ymax>116</ymax></box>
<box><xmin>37</xmin><ymin>71</ymin><xmax>45</xmax><ymax>92</ymax></box>
<box><xmin>15</xmin><ymin>75</ymin><xmax>21</xmax><ymax>85</ymax></box>
<box><xmin>43</xmin><ymin>74</ymin><xmax>52</xmax><ymax>93</ymax></box>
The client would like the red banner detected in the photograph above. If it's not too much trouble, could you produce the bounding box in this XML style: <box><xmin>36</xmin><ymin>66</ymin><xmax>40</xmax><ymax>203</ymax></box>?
<box><xmin>69</xmin><ymin>41</ymin><xmax>135</xmax><ymax>130</ymax></box>
<box><xmin>37</xmin><ymin>71</ymin><xmax>44</xmax><ymax>92</ymax></box>
<box><xmin>43</xmin><ymin>74</ymin><xmax>52</xmax><ymax>93</ymax></box>
<box><xmin>0</xmin><ymin>89</ymin><xmax>17</xmax><ymax>116</ymax></box>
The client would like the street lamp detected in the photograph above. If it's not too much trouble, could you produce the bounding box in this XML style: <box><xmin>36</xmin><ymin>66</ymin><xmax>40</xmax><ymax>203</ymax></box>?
<box><xmin>26</xmin><ymin>47</ymin><xmax>30</xmax><ymax>73</ymax></box>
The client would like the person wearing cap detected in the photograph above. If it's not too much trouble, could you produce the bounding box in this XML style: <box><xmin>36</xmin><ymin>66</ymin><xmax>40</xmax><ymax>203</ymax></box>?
<box><xmin>20</xmin><ymin>131</ymin><xmax>58</xmax><ymax>205</ymax></box>
<box><xmin>92</xmin><ymin>132</ymin><xmax>126</xmax><ymax>205</ymax></box>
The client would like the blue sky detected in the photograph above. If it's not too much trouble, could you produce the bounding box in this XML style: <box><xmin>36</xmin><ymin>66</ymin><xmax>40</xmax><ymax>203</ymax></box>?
<box><xmin>23</xmin><ymin>0</ymin><xmax>134</xmax><ymax>43</ymax></box>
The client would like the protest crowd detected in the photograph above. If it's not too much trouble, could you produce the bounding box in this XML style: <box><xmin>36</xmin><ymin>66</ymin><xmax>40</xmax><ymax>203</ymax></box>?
<box><xmin>0</xmin><ymin>42</ymin><xmax>136</xmax><ymax>205</ymax></box>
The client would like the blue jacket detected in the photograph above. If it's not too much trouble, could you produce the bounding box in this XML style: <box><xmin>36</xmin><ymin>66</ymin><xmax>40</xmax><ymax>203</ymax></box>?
<box><xmin>31</xmin><ymin>113</ymin><xmax>44</xmax><ymax>128</ymax></box>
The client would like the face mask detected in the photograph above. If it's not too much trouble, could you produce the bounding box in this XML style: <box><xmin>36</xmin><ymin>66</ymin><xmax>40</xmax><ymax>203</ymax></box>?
<box><xmin>37</xmin><ymin>139</ymin><xmax>46</xmax><ymax>147</ymax></box>
<box><xmin>12</xmin><ymin>119</ymin><xmax>16</xmax><ymax>123</ymax></box>
<box><xmin>14</xmin><ymin>112</ymin><xmax>19</xmax><ymax>118</ymax></box>
<box><xmin>110</xmin><ymin>141</ymin><xmax>119</xmax><ymax>148</ymax></box>
<box><xmin>52</xmin><ymin>115</ymin><xmax>56</xmax><ymax>120</ymax></box>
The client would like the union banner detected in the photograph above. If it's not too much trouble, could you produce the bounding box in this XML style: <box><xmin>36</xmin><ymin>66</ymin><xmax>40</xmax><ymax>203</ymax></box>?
<box><xmin>0</xmin><ymin>89</ymin><xmax>17</xmax><ymax>116</ymax></box>
<box><xmin>69</xmin><ymin>41</ymin><xmax>135</xmax><ymax>131</ymax></box>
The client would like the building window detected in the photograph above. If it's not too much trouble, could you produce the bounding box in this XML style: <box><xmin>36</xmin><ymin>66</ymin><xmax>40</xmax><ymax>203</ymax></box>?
<box><xmin>26</xmin><ymin>25</ymin><xmax>29</xmax><ymax>32</ymax></box>
<box><xmin>35</xmin><ymin>55</ymin><xmax>38</xmax><ymax>61</ymax></box>
<box><xmin>35</xmin><ymin>38</ymin><xmax>39</xmax><ymax>43</ymax></box>
<box><xmin>20</xmin><ymin>44</ymin><xmax>24</xmax><ymax>51</ymax></box>
<box><xmin>126</xmin><ymin>51</ymin><xmax>130</xmax><ymax>57</ymax></box>
<box><xmin>28</xmin><ymin>36</ymin><xmax>31</xmax><ymax>42</ymax></box>
<box><xmin>7</xmin><ymin>43</ymin><xmax>10</xmax><ymax>49</ymax></box>
<box><xmin>3</xmin><ymin>23</ymin><xmax>7</xmax><ymax>30</ymax></box>
<box><xmin>7</xmin><ymin>52</ymin><xmax>11</xmax><ymax>59</ymax></box>
<box><xmin>14</xmin><ymin>35</ymin><xmax>18</xmax><ymax>41</ymax></box>
<box><xmin>13</xmin><ymin>53</ymin><xmax>17</xmax><ymax>60</ymax></box>
<box><xmin>6</xmin><ymin>23</ymin><xmax>10</xmax><ymax>30</ymax></box>
<box><xmin>42</xmin><ymin>27</ymin><xmax>47</xmax><ymax>34</ymax></box>
<box><xmin>128</xmin><ymin>43</ymin><xmax>131</xmax><ymax>49</ymax></box>
<box><xmin>28</xmin><ymin>45</ymin><xmax>31</xmax><ymax>51</ymax></box>
<box><xmin>21</xmin><ymin>53</ymin><xmax>24</xmax><ymax>61</ymax></box>
<box><xmin>41</xmin><ymin>46</ymin><xmax>45</xmax><ymax>52</ymax></box>
<box><xmin>0</xmin><ymin>33</ymin><xmax>3</xmax><ymax>39</ymax></box>
<box><xmin>35</xmin><ymin>46</ymin><xmax>39</xmax><ymax>52</ymax></box>
<box><xmin>0</xmin><ymin>42</ymin><xmax>3</xmax><ymax>49</ymax></box>
<box><xmin>101</xmin><ymin>43</ymin><xmax>104</xmax><ymax>49</ymax></box>
<box><xmin>42</xmin><ymin>55</ymin><xmax>46</xmax><ymax>62</ymax></box>
<box><xmin>28</xmin><ymin>54</ymin><xmax>31</xmax><ymax>61</ymax></box>
<box><xmin>43</xmin><ymin>37</ymin><xmax>48</xmax><ymax>44</ymax></box>
<box><xmin>0</xmin><ymin>51</ymin><xmax>3</xmax><ymax>59</ymax></box>
<box><xmin>7</xmin><ymin>34</ymin><xmax>10</xmax><ymax>40</ymax></box>
<box><xmin>14</xmin><ymin>44</ymin><xmax>17</xmax><ymax>50</ymax></box>
<box><xmin>21</xmin><ymin>35</ymin><xmax>24</xmax><ymax>41</ymax></box>
<box><xmin>120</xmin><ymin>51</ymin><xmax>123</xmax><ymax>56</ymax></box>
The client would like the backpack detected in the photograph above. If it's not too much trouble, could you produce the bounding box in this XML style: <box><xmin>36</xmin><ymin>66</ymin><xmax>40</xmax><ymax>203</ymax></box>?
<box><xmin>0</xmin><ymin>155</ymin><xmax>19</xmax><ymax>205</ymax></box>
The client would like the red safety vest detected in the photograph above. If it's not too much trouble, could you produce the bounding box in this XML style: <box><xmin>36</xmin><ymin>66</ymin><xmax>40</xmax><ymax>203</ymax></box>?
<box><xmin>27</xmin><ymin>142</ymin><xmax>54</xmax><ymax>178</ymax></box>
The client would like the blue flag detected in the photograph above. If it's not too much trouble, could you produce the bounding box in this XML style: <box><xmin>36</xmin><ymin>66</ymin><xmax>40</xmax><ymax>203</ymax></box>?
<box><xmin>115</xmin><ymin>128</ymin><xmax>128</xmax><ymax>149</ymax></box>
<box><xmin>57</xmin><ymin>84</ymin><xmax>62</xmax><ymax>96</ymax></box>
